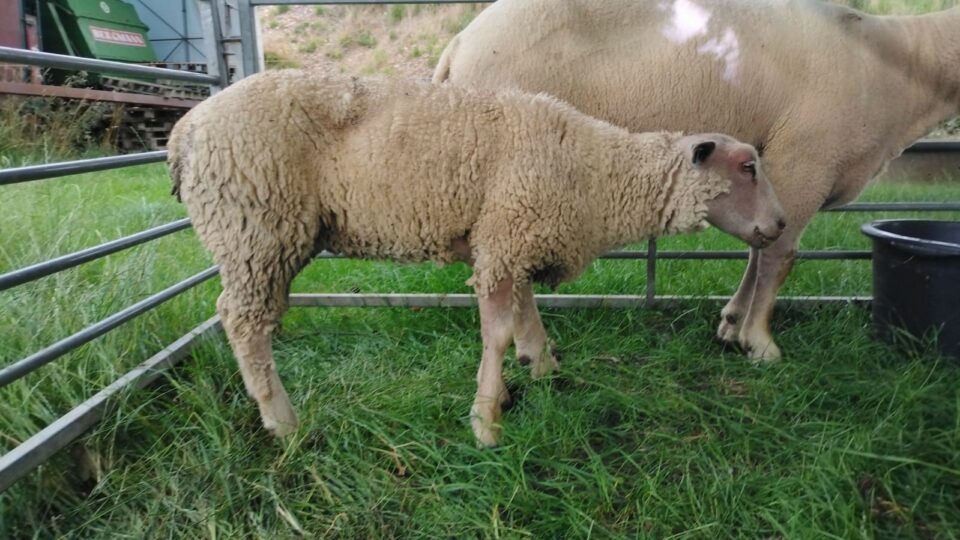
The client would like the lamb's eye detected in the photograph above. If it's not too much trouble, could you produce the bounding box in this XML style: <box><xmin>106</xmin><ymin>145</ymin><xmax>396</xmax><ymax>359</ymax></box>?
<box><xmin>742</xmin><ymin>161</ymin><xmax>757</xmax><ymax>181</ymax></box>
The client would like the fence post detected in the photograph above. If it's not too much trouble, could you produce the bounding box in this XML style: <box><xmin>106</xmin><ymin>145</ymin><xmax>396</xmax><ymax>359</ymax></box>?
<box><xmin>197</xmin><ymin>0</ymin><xmax>229</xmax><ymax>92</ymax></box>
<box><xmin>646</xmin><ymin>238</ymin><xmax>657</xmax><ymax>305</ymax></box>
<box><xmin>237</xmin><ymin>0</ymin><xmax>262</xmax><ymax>77</ymax></box>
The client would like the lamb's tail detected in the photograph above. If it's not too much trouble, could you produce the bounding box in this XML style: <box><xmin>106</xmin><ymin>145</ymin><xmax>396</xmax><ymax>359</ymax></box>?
<box><xmin>167</xmin><ymin>120</ymin><xmax>192</xmax><ymax>202</ymax></box>
<box><xmin>431</xmin><ymin>34</ymin><xmax>459</xmax><ymax>84</ymax></box>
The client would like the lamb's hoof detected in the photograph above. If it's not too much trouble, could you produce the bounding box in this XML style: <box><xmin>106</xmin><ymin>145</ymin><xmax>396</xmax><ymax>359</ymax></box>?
<box><xmin>530</xmin><ymin>354</ymin><xmax>560</xmax><ymax>379</ymax></box>
<box><xmin>741</xmin><ymin>334</ymin><xmax>782</xmax><ymax>364</ymax></box>
<box><xmin>716</xmin><ymin>312</ymin><xmax>742</xmax><ymax>345</ymax></box>
<box><xmin>529</xmin><ymin>344</ymin><xmax>560</xmax><ymax>379</ymax></box>
<box><xmin>500</xmin><ymin>387</ymin><xmax>514</xmax><ymax>410</ymax></box>
<box><xmin>261</xmin><ymin>396</ymin><xmax>299</xmax><ymax>438</ymax></box>
<box><xmin>470</xmin><ymin>403</ymin><xmax>501</xmax><ymax>448</ymax></box>
<box><xmin>264</xmin><ymin>417</ymin><xmax>298</xmax><ymax>438</ymax></box>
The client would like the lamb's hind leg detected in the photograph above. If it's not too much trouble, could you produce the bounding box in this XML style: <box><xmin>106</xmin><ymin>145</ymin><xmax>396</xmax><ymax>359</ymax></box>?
<box><xmin>219</xmin><ymin>289</ymin><xmax>298</xmax><ymax>436</ymax></box>
<box><xmin>217</xmin><ymin>237</ymin><xmax>312</xmax><ymax>437</ymax></box>
<box><xmin>217</xmin><ymin>266</ymin><xmax>297</xmax><ymax>437</ymax></box>
<box><xmin>514</xmin><ymin>282</ymin><xmax>558</xmax><ymax>379</ymax></box>
<box><xmin>471</xmin><ymin>277</ymin><xmax>514</xmax><ymax>447</ymax></box>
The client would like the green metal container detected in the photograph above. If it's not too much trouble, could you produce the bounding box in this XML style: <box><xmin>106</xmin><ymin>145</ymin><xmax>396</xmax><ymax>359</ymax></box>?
<box><xmin>42</xmin><ymin>0</ymin><xmax>158</xmax><ymax>65</ymax></box>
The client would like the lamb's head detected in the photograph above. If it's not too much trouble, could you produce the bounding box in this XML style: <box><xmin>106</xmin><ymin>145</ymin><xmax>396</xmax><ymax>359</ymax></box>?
<box><xmin>672</xmin><ymin>133</ymin><xmax>786</xmax><ymax>249</ymax></box>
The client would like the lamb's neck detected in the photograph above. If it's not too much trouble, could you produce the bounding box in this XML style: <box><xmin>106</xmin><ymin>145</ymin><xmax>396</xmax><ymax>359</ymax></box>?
<box><xmin>887</xmin><ymin>8</ymin><xmax>960</xmax><ymax>142</ymax></box>
<box><xmin>577</xmin><ymin>129</ymin><xmax>677</xmax><ymax>250</ymax></box>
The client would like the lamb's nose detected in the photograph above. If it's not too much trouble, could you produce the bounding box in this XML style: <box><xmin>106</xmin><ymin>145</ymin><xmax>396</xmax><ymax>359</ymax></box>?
<box><xmin>777</xmin><ymin>219</ymin><xmax>787</xmax><ymax>231</ymax></box>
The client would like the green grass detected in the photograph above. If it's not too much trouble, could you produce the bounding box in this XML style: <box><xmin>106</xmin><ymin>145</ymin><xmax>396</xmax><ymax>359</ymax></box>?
<box><xmin>389</xmin><ymin>4</ymin><xmax>406</xmax><ymax>23</ymax></box>
<box><xmin>264</xmin><ymin>50</ymin><xmax>302</xmax><ymax>70</ymax></box>
<box><xmin>0</xmin><ymin>162</ymin><xmax>959</xmax><ymax>537</ymax></box>
<box><xmin>443</xmin><ymin>7</ymin><xmax>481</xmax><ymax>35</ymax></box>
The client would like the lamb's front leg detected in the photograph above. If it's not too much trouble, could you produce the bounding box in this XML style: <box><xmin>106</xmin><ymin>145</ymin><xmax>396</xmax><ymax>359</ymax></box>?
<box><xmin>514</xmin><ymin>282</ymin><xmax>559</xmax><ymax>379</ymax></box>
<box><xmin>472</xmin><ymin>278</ymin><xmax>514</xmax><ymax>448</ymax></box>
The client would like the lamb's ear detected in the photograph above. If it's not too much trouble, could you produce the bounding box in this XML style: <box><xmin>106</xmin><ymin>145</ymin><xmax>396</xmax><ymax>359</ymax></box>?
<box><xmin>692</xmin><ymin>141</ymin><xmax>716</xmax><ymax>165</ymax></box>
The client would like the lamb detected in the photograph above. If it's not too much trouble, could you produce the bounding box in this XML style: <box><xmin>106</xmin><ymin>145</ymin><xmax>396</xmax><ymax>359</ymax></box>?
<box><xmin>434</xmin><ymin>0</ymin><xmax>960</xmax><ymax>361</ymax></box>
<box><xmin>168</xmin><ymin>70</ymin><xmax>785</xmax><ymax>445</ymax></box>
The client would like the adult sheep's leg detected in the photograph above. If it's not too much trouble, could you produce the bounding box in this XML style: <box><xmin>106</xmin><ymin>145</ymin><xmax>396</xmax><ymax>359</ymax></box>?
<box><xmin>732</xmin><ymin>162</ymin><xmax>827</xmax><ymax>362</ymax></box>
<box><xmin>514</xmin><ymin>282</ymin><xmax>559</xmax><ymax>379</ymax></box>
<box><xmin>736</xmin><ymin>235</ymin><xmax>798</xmax><ymax>362</ymax></box>
<box><xmin>472</xmin><ymin>277</ymin><xmax>514</xmax><ymax>447</ymax></box>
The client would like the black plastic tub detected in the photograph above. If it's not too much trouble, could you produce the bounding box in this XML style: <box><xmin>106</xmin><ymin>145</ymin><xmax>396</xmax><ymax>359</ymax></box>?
<box><xmin>861</xmin><ymin>220</ymin><xmax>960</xmax><ymax>359</ymax></box>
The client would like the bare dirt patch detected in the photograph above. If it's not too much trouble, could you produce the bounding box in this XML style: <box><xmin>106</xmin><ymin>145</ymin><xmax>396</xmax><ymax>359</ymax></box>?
<box><xmin>259</xmin><ymin>4</ymin><xmax>486</xmax><ymax>80</ymax></box>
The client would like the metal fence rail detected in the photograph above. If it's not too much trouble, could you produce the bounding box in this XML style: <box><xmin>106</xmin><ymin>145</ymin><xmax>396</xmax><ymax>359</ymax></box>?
<box><xmin>0</xmin><ymin>152</ymin><xmax>169</xmax><ymax>185</ymax></box>
<box><xmin>0</xmin><ymin>1</ymin><xmax>959</xmax><ymax>496</ymax></box>
<box><xmin>0</xmin><ymin>266</ymin><xmax>219</xmax><ymax>388</ymax></box>
<box><xmin>0</xmin><ymin>41</ymin><xmax>227</xmax><ymax>493</ymax></box>
<box><xmin>903</xmin><ymin>140</ymin><xmax>960</xmax><ymax>153</ymax></box>
<box><xmin>249</xmin><ymin>0</ymin><xmax>483</xmax><ymax>3</ymax></box>
<box><xmin>288</xmin><ymin>293</ymin><xmax>873</xmax><ymax>309</ymax></box>
<box><xmin>0</xmin><ymin>219</ymin><xmax>192</xmax><ymax>291</ymax></box>
<box><xmin>827</xmin><ymin>202</ymin><xmax>960</xmax><ymax>212</ymax></box>
<box><xmin>0</xmin><ymin>47</ymin><xmax>219</xmax><ymax>86</ymax></box>
<box><xmin>0</xmin><ymin>316</ymin><xmax>222</xmax><ymax>493</ymax></box>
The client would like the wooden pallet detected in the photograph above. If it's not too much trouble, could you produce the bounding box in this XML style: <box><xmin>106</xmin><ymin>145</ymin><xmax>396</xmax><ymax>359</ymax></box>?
<box><xmin>101</xmin><ymin>76</ymin><xmax>209</xmax><ymax>101</ymax></box>
<box><xmin>147</xmin><ymin>62</ymin><xmax>208</xmax><ymax>73</ymax></box>
<box><xmin>116</xmin><ymin>106</ymin><xmax>185</xmax><ymax>151</ymax></box>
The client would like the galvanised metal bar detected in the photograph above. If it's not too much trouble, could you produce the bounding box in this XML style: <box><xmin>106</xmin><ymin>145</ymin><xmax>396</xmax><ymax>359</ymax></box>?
<box><xmin>289</xmin><ymin>293</ymin><xmax>871</xmax><ymax>309</ymax></box>
<box><xmin>903</xmin><ymin>140</ymin><xmax>960</xmax><ymax>153</ymax></box>
<box><xmin>0</xmin><ymin>46</ymin><xmax>220</xmax><ymax>85</ymax></box>
<box><xmin>251</xmin><ymin>0</ymin><xmax>487</xmax><ymax>4</ymax></box>
<box><xmin>198</xmin><ymin>0</ymin><xmax>230</xmax><ymax>91</ymax></box>
<box><xmin>0</xmin><ymin>151</ymin><xmax>167</xmax><ymax>185</ymax></box>
<box><xmin>645</xmin><ymin>239</ymin><xmax>657</xmax><ymax>304</ymax></box>
<box><xmin>237</xmin><ymin>0</ymin><xmax>260</xmax><ymax>78</ymax></box>
<box><xmin>0</xmin><ymin>81</ymin><xmax>200</xmax><ymax>109</ymax></box>
<box><xmin>313</xmin><ymin>249</ymin><xmax>870</xmax><ymax>261</ymax></box>
<box><xmin>829</xmin><ymin>202</ymin><xmax>960</xmax><ymax>212</ymax></box>
<box><xmin>0</xmin><ymin>315</ymin><xmax>221</xmax><ymax>493</ymax></box>
<box><xmin>0</xmin><ymin>219</ymin><xmax>192</xmax><ymax>291</ymax></box>
<box><xmin>0</xmin><ymin>266</ymin><xmax>219</xmax><ymax>389</ymax></box>
<box><xmin>645</xmin><ymin>250</ymin><xmax>872</xmax><ymax>260</ymax></box>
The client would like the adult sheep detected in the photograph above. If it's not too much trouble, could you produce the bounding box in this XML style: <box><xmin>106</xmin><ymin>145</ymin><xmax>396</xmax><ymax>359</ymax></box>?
<box><xmin>434</xmin><ymin>0</ymin><xmax>960</xmax><ymax>361</ymax></box>
<box><xmin>168</xmin><ymin>70</ymin><xmax>785</xmax><ymax>446</ymax></box>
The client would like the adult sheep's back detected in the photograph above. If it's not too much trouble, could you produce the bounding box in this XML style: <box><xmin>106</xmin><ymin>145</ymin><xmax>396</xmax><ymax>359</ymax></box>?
<box><xmin>436</xmin><ymin>0</ymin><xmax>960</xmax><ymax>361</ymax></box>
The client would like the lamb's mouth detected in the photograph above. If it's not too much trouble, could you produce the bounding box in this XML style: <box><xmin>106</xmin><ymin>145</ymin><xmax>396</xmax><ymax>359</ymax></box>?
<box><xmin>750</xmin><ymin>227</ymin><xmax>781</xmax><ymax>249</ymax></box>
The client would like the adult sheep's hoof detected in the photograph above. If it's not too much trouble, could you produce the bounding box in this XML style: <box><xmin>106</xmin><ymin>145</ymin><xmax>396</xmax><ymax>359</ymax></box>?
<box><xmin>741</xmin><ymin>334</ymin><xmax>782</xmax><ymax>363</ymax></box>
